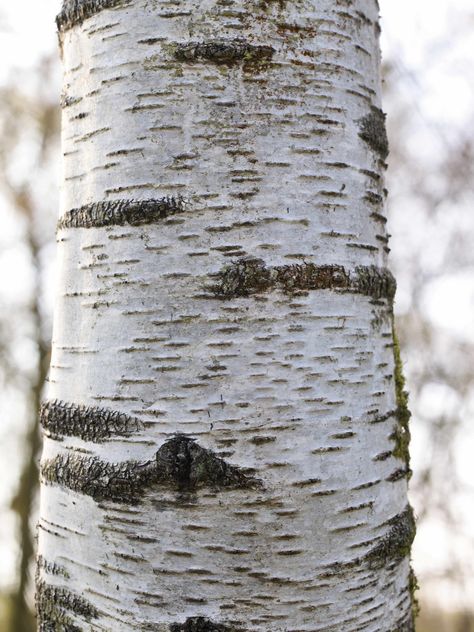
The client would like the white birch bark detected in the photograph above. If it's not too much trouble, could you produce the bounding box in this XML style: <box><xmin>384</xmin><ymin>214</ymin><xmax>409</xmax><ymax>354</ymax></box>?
<box><xmin>37</xmin><ymin>0</ymin><xmax>415</xmax><ymax>630</ymax></box>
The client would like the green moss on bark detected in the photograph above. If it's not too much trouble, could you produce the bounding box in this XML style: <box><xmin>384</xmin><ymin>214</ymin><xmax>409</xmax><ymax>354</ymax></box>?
<box><xmin>409</xmin><ymin>565</ymin><xmax>420</xmax><ymax>622</ymax></box>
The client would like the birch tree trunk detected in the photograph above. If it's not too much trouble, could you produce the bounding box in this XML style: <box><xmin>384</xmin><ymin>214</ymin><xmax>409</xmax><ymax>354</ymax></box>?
<box><xmin>37</xmin><ymin>0</ymin><xmax>416</xmax><ymax>630</ymax></box>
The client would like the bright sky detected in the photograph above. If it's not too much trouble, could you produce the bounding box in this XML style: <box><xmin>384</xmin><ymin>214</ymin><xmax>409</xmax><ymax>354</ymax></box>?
<box><xmin>0</xmin><ymin>0</ymin><xmax>473</xmax><ymax>610</ymax></box>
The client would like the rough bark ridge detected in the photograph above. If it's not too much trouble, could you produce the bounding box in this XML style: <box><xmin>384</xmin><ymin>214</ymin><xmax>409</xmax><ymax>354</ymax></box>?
<box><xmin>57</xmin><ymin>197</ymin><xmax>186</xmax><ymax>230</ymax></box>
<box><xmin>38</xmin><ymin>0</ymin><xmax>415</xmax><ymax>630</ymax></box>
<box><xmin>56</xmin><ymin>0</ymin><xmax>130</xmax><ymax>32</ymax></box>
<box><xmin>208</xmin><ymin>257</ymin><xmax>396</xmax><ymax>300</ymax></box>
<box><xmin>41</xmin><ymin>434</ymin><xmax>261</xmax><ymax>501</ymax></box>
<box><xmin>173</xmin><ymin>40</ymin><xmax>275</xmax><ymax>65</ymax></box>
<box><xmin>40</xmin><ymin>399</ymin><xmax>144</xmax><ymax>441</ymax></box>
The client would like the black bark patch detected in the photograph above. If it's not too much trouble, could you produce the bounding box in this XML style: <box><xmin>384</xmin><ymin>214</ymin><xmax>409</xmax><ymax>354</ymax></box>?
<box><xmin>354</xmin><ymin>265</ymin><xmax>396</xmax><ymax>301</ymax></box>
<box><xmin>210</xmin><ymin>257</ymin><xmax>274</xmax><ymax>297</ymax></box>
<box><xmin>409</xmin><ymin>565</ymin><xmax>420</xmax><ymax>622</ymax></box>
<box><xmin>41</xmin><ymin>435</ymin><xmax>261</xmax><ymax>503</ymax></box>
<box><xmin>170</xmin><ymin>617</ymin><xmax>236</xmax><ymax>632</ymax></box>
<box><xmin>390</xmin><ymin>616</ymin><xmax>416</xmax><ymax>632</ymax></box>
<box><xmin>57</xmin><ymin>197</ymin><xmax>185</xmax><ymax>230</ymax></box>
<box><xmin>41</xmin><ymin>452</ymin><xmax>155</xmax><ymax>503</ymax></box>
<box><xmin>358</xmin><ymin>106</ymin><xmax>389</xmax><ymax>160</ymax></box>
<box><xmin>365</xmin><ymin>506</ymin><xmax>416</xmax><ymax>569</ymax></box>
<box><xmin>208</xmin><ymin>257</ymin><xmax>395</xmax><ymax>301</ymax></box>
<box><xmin>386</xmin><ymin>466</ymin><xmax>410</xmax><ymax>482</ymax></box>
<box><xmin>173</xmin><ymin>39</ymin><xmax>274</xmax><ymax>66</ymax></box>
<box><xmin>36</xmin><ymin>580</ymin><xmax>98</xmax><ymax>631</ymax></box>
<box><xmin>317</xmin><ymin>507</ymin><xmax>415</xmax><ymax>583</ymax></box>
<box><xmin>56</xmin><ymin>0</ymin><xmax>130</xmax><ymax>32</ymax></box>
<box><xmin>392</xmin><ymin>325</ymin><xmax>412</xmax><ymax>468</ymax></box>
<box><xmin>37</xmin><ymin>555</ymin><xmax>70</xmax><ymax>579</ymax></box>
<box><xmin>155</xmin><ymin>435</ymin><xmax>257</xmax><ymax>491</ymax></box>
<box><xmin>40</xmin><ymin>399</ymin><xmax>143</xmax><ymax>442</ymax></box>
<box><xmin>276</xmin><ymin>263</ymin><xmax>351</xmax><ymax>294</ymax></box>
<box><xmin>60</xmin><ymin>93</ymin><xmax>82</xmax><ymax>109</ymax></box>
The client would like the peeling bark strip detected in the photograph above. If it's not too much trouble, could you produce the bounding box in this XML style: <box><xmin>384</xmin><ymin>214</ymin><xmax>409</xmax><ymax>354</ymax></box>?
<box><xmin>40</xmin><ymin>399</ymin><xmax>143</xmax><ymax>442</ymax></box>
<box><xmin>36</xmin><ymin>580</ymin><xmax>98</xmax><ymax>632</ymax></box>
<box><xmin>365</xmin><ymin>506</ymin><xmax>416</xmax><ymax>569</ymax></box>
<box><xmin>209</xmin><ymin>257</ymin><xmax>396</xmax><ymax>301</ymax></box>
<box><xmin>56</xmin><ymin>0</ymin><xmax>130</xmax><ymax>32</ymax></box>
<box><xmin>57</xmin><ymin>197</ymin><xmax>185</xmax><ymax>230</ymax></box>
<box><xmin>358</xmin><ymin>106</ymin><xmax>389</xmax><ymax>160</ymax></box>
<box><xmin>41</xmin><ymin>436</ymin><xmax>261</xmax><ymax>502</ymax></box>
<box><xmin>170</xmin><ymin>617</ymin><xmax>237</xmax><ymax>632</ymax></box>
<box><xmin>173</xmin><ymin>39</ymin><xmax>275</xmax><ymax>65</ymax></box>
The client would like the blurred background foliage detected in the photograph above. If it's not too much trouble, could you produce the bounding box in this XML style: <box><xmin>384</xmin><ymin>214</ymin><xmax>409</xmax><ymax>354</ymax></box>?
<box><xmin>0</xmin><ymin>55</ymin><xmax>59</xmax><ymax>631</ymax></box>
<box><xmin>0</xmin><ymin>1</ymin><xmax>473</xmax><ymax>630</ymax></box>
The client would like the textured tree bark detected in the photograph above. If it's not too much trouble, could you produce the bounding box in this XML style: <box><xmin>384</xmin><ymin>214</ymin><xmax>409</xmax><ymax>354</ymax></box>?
<box><xmin>37</xmin><ymin>0</ymin><xmax>416</xmax><ymax>630</ymax></box>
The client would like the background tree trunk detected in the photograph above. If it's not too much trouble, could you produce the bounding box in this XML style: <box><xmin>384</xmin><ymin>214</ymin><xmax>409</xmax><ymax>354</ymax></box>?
<box><xmin>37</xmin><ymin>0</ymin><xmax>415</xmax><ymax>630</ymax></box>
